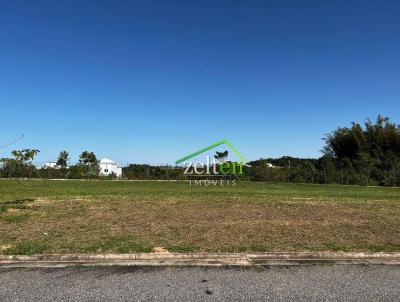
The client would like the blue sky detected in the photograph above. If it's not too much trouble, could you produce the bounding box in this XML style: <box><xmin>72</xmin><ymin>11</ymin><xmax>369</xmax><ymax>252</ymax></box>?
<box><xmin>1</xmin><ymin>0</ymin><xmax>399</xmax><ymax>165</ymax></box>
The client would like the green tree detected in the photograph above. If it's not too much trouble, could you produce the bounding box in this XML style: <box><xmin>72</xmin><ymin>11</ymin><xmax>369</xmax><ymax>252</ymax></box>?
<box><xmin>78</xmin><ymin>151</ymin><xmax>100</xmax><ymax>177</ymax></box>
<box><xmin>79</xmin><ymin>151</ymin><xmax>98</xmax><ymax>165</ymax></box>
<box><xmin>323</xmin><ymin>115</ymin><xmax>400</xmax><ymax>186</ymax></box>
<box><xmin>10</xmin><ymin>149</ymin><xmax>40</xmax><ymax>162</ymax></box>
<box><xmin>214</xmin><ymin>150</ymin><xmax>228</xmax><ymax>163</ymax></box>
<box><xmin>0</xmin><ymin>148</ymin><xmax>39</xmax><ymax>178</ymax></box>
<box><xmin>56</xmin><ymin>150</ymin><xmax>69</xmax><ymax>167</ymax></box>
<box><xmin>323</xmin><ymin>122</ymin><xmax>365</xmax><ymax>160</ymax></box>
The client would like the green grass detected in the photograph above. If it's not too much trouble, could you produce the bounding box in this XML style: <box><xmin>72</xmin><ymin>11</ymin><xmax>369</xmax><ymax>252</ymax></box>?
<box><xmin>1</xmin><ymin>179</ymin><xmax>399</xmax><ymax>202</ymax></box>
<box><xmin>81</xmin><ymin>235</ymin><xmax>152</xmax><ymax>253</ymax></box>
<box><xmin>0</xmin><ymin>179</ymin><xmax>399</xmax><ymax>254</ymax></box>
<box><xmin>2</xmin><ymin>213</ymin><xmax>28</xmax><ymax>223</ymax></box>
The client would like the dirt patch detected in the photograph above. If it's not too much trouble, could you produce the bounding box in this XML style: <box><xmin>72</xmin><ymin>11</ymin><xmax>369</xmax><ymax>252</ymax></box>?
<box><xmin>6</xmin><ymin>208</ymin><xmax>25</xmax><ymax>214</ymax></box>
<box><xmin>27</xmin><ymin>198</ymin><xmax>53</xmax><ymax>207</ymax></box>
<box><xmin>0</xmin><ymin>244</ymin><xmax>12</xmax><ymax>252</ymax></box>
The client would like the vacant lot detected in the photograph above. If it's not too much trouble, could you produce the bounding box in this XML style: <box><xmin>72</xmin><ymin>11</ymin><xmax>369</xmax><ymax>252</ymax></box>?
<box><xmin>1</xmin><ymin>179</ymin><xmax>400</xmax><ymax>254</ymax></box>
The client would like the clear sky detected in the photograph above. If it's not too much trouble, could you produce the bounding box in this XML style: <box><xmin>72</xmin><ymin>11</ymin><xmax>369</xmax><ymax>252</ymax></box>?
<box><xmin>1</xmin><ymin>0</ymin><xmax>399</xmax><ymax>165</ymax></box>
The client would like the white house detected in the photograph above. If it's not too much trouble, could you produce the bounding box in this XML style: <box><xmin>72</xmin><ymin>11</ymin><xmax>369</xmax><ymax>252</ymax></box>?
<box><xmin>44</xmin><ymin>162</ymin><xmax>58</xmax><ymax>168</ymax></box>
<box><xmin>99</xmin><ymin>158</ymin><xmax>122</xmax><ymax>177</ymax></box>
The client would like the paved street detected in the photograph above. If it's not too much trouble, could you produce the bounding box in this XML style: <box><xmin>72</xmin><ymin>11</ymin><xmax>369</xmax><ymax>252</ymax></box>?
<box><xmin>1</xmin><ymin>265</ymin><xmax>400</xmax><ymax>301</ymax></box>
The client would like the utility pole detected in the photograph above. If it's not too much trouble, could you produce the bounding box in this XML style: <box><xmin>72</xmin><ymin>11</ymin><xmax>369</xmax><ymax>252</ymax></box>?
<box><xmin>288</xmin><ymin>159</ymin><xmax>291</xmax><ymax>183</ymax></box>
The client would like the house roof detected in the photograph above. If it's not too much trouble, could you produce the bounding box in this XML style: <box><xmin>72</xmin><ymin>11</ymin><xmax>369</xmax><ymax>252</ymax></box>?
<box><xmin>100</xmin><ymin>158</ymin><xmax>116</xmax><ymax>164</ymax></box>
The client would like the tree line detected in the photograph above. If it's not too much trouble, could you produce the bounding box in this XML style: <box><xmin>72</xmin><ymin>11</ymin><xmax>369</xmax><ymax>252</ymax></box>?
<box><xmin>0</xmin><ymin>150</ymin><xmax>101</xmax><ymax>179</ymax></box>
<box><xmin>247</xmin><ymin>115</ymin><xmax>400</xmax><ymax>186</ymax></box>
<box><xmin>1</xmin><ymin>115</ymin><xmax>399</xmax><ymax>186</ymax></box>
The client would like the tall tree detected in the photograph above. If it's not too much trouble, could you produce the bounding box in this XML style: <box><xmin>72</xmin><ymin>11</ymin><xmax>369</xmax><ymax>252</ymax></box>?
<box><xmin>56</xmin><ymin>150</ymin><xmax>69</xmax><ymax>167</ymax></box>
<box><xmin>10</xmin><ymin>149</ymin><xmax>40</xmax><ymax>163</ymax></box>
<box><xmin>323</xmin><ymin>115</ymin><xmax>400</xmax><ymax>186</ymax></box>
<box><xmin>214</xmin><ymin>150</ymin><xmax>228</xmax><ymax>163</ymax></box>
<box><xmin>78</xmin><ymin>151</ymin><xmax>100</xmax><ymax>177</ymax></box>
<box><xmin>79</xmin><ymin>151</ymin><xmax>98</xmax><ymax>165</ymax></box>
<box><xmin>0</xmin><ymin>148</ymin><xmax>39</xmax><ymax>178</ymax></box>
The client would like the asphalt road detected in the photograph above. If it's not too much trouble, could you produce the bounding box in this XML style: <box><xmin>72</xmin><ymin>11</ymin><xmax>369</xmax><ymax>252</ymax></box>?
<box><xmin>1</xmin><ymin>265</ymin><xmax>400</xmax><ymax>301</ymax></box>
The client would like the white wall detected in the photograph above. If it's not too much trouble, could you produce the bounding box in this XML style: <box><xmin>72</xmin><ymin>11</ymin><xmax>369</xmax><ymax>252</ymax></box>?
<box><xmin>100</xmin><ymin>162</ymin><xmax>122</xmax><ymax>177</ymax></box>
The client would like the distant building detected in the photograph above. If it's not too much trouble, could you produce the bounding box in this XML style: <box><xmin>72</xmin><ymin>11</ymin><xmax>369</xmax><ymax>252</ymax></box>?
<box><xmin>266</xmin><ymin>162</ymin><xmax>274</xmax><ymax>168</ymax></box>
<box><xmin>99</xmin><ymin>158</ymin><xmax>122</xmax><ymax>177</ymax></box>
<box><xmin>44</xmin><ymin>162</ymin><xmax>58</xmax><ymax>168</ymax></box>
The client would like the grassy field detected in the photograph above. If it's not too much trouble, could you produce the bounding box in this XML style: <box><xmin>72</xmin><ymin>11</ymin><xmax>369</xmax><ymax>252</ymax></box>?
<box><xmin>1</xmin><ymin>179</ymin><xmax>400</xmax><ymax>255</ymax></box>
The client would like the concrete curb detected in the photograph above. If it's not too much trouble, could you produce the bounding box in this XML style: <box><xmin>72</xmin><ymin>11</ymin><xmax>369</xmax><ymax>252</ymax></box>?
<box><xmin>1</xmin><ymin>252</ymin><xmax>400</xmax><ymax>267</ymax></box>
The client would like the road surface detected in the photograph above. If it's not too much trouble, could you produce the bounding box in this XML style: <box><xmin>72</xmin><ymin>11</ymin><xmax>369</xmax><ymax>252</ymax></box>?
<box><xmin>1</xmin><ymin>265</ymin><xmax>400</xmax><ymax>301</ymax></box>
